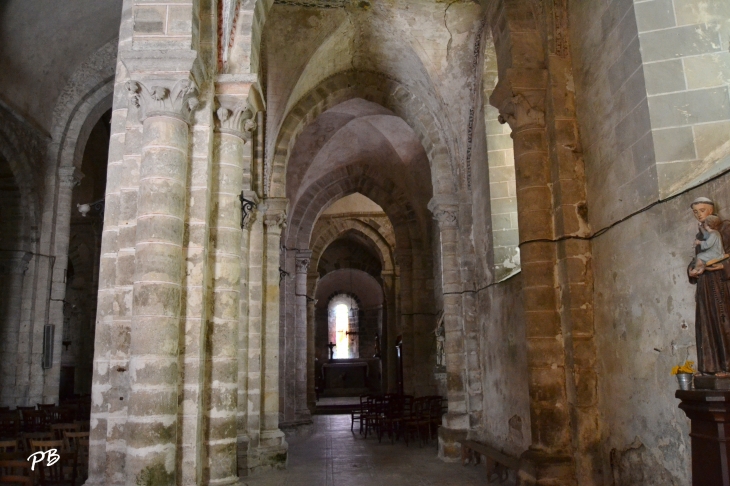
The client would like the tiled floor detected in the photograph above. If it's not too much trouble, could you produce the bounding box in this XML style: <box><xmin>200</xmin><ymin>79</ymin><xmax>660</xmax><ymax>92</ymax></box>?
<box><xmin>241</xmin><ymin>415</ymin><xmax>490</xmax><ymax>486</ymax></box>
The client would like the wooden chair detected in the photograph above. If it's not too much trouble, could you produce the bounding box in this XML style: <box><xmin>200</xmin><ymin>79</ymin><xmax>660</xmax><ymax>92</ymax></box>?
<box><xmin>0</xmin><ymin>459</ymin><xmax>34</xmax><ymax>485</ymax></box>
<box><xmin>72</xmin><ymin>421</ymin><xmax>90</xmax><ymax>433</ymax></box>
<box><xmin>46</xmin><ymin>408</ymin><xmax>74</xmax><ymax>426</ymax></box>
<box><xmin>50</xmin><ymin>424</ymin><xmax>79</xmax><ymax>441</ymax></box>
<box><xmin>350</xmin><ymin>394</ymin><xmax>369</xmax><ymax>433</ymax></box>
<box><xmin>20</xmin><ymin>410</ymin><xmax>49</xmax><ymax>433</ymax></box>
<box><xmin>29</xmin><ymin>439</ymin><xmax>65</xmax><ymax>454</ymax></box>
<box><xmin>402</xmin><ymin>397</ymin><xmax>430</xmax><ymax>447</ymax></box>
<box><xmin>66</xmin><ymin>434</ymin><xmax>89</xmax><ymax>481</ymax></box>
<box><xmin>14</xmin><ymin>408</ymin><xmax>34</xmax><ymax>413</ymax></box>
<box><xmin>38</xmin><ymin>451</ymin><xmax>77</xmax><ymax>486</ymax></box>
<box><xmin>0</xmin><ymin>440</ymin><xmax>20</xmax><ymax>453</ymax></box>
<box><xmin>0</xmin><ymin>413</ymin><xmax>20</xmax><ymax>440</ymax></box>
<box><xmin>0</xmin><ymin>407</ymin><xmax>9</xmax><ymax>412</ymax></box>
<box><xmin>19</xmin><ymin>434</ymin><xmax>52</xmax><ymax>453</ymax></box>
<box><xmin>36</xmin><ymin>404</ymin><xmax>56</xmax><ymax>411</ymax></box>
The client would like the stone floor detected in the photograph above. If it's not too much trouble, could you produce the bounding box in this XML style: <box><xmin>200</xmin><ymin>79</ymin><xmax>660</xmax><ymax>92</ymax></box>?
<box><xmin>241</xmin><ymin>415</ymin><xmax>496</xmax><ymax>486</ymax></box>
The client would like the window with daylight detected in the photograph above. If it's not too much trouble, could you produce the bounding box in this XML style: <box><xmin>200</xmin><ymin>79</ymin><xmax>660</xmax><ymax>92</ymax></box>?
<box><xmin>334</xmin><ymin>303</ymin><xmax>349</xmax><ymax>359</ymax></box>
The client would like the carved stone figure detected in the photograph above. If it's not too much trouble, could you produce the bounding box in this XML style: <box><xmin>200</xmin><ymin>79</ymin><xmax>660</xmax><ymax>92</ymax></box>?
<box><xmin>327</xmin><ymin>342</ymin><xmax>336</xmax><ymax>360</ymax></box>
<box><xmin>688</xmin><ymin>197</ymin><xmax>730</xmax><ymax>375</ymax></box>
<box><xmin>434</xmin><ymin>311</ymin><xmax>445</xmax><ymax>369</ymax></box>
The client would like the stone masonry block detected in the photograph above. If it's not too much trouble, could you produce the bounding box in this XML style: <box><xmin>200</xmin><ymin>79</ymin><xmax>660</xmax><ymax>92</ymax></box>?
<box><xmin>132</xmin><ymin>282</ymin><xmax>182</xmax><ymax>318</ymax></box>
<box><xmin>652</xmin><ymin>126</ymin><xmax>696</xmax><ymax>162</ymax></box>
<box><xmin>643</xmin><ymin>59</ymin><xmax>686</xmax><ymax>96</ymax></box>
<box><xmin>639</xmin><ymin>24</ymin><xmax>722</xmax><ymax>62</ymax></box>
<box><xmin>694</xmin><ymin>120</ymin><xmax>730</xmax><ymax>160</ymax></box>
<box><xmin>133</xmin><ymin>6</ymin><xmax>166</xmax><ymax>34</ymax></box>
<box><xmin>684</xmin><ymin>53</ymin><xmax>730</xmax><ymax>90</ymax></box>
<box><xmin>650</xmin><ymin>87</ymin><xmax>730</xmax><ymax>128</ymax></box>
<box><xmin>634</xmin><ymin>0</ymin><xmax>676</xmax><ymax>32</ymax></box>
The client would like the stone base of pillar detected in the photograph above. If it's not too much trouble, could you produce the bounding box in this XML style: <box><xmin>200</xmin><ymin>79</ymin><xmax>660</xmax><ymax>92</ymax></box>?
<box><xmin>437</xmin><ymin>427</ymin><xmax>467</xmax><ymax>462</ymax></box>
<box><xmin>236</xmin><ymin>434</ymin><xmax>250</xmax><ymax>478</ymax></box>
<box><xmin>516</xmin><ymin>449</ymin><xmax>576</xmax><ymax>486</ymax></box>
<box><xmin>251</xmin><ymin>429</ymin><xmax>288</xmax><ymax>473</ymax></box>
<box><xmin>280</xmin><ymin>418</ymin><xmax>314</xmax><ymax>439</ymax></box>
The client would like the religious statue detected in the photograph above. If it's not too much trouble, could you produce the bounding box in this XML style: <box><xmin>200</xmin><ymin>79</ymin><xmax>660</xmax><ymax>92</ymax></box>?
<box><xmin>688</xmin><ymin>197</ymin><xmax>730</xmax><ymax>377</ymax></box>
<box><xmin>327</xmin><ymin>342</ymin><xmax>336</xmax><ymax>360</ymax></box>
<box><xmin>373</xmin><ymin>333</ymin><xmax>381</xmax><ymax>358</ymax></box>
<box><xmin>434</xmin><ymin>311</ymin><xmax>445</xmax><ymax>369</ymax></box>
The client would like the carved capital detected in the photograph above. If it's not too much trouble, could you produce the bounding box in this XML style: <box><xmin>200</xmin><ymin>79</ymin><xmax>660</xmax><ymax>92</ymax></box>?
<box><xmin>495</xmin><ymin>93</ymin><xmax>545</xmax><ymax>132</ymax></box>
<box><xmin>428</xmin><ymin>197</ymin><xmax>459</xmax><ymax>229</ymax></box>
<box><xmin>215</xmin><ymin>99</ymin><xmax>257</xmax><ymax>141</ymax></box>
<box><xmin>263</xmin><ymin>211</ymin><xmax>287</xmax><ymax>232</ymax></box>
<box><xmin>58</xmin><ymin>167</ymin><xmax>84</xmax><ymax>187</ymax></box>
<box><xmin>125</xmin><ymin>78</ymin><xmax>200</xmax><ymax>123</ymax></box>
<box><xmin>295</xmin><ymin>250</ymin><xmax>313</xmax><ymax>274</ymax></box>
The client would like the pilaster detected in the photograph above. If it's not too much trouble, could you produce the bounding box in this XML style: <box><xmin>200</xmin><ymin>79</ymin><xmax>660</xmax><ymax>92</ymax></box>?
<box><xmin>294</xmin><ymin>250</ymin><xmax>313</xmax><ymax>423</ymax></box>
<box><xmin>428</xmin><ymin>195</ymin><xmax>469</xmax><ymax>460</ymax></box>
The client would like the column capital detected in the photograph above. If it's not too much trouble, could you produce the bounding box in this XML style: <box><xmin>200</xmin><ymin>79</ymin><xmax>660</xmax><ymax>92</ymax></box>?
<box><xmin>125</xmin><ymin>78</ymin><xmax>200</xmax><ymax>124</ymax></box>
<box><xmin>215</xmin><ymin>97</ymin><xmax>257</xmax><ymax>141</ymax></box>
<box><xmin>428</xmin><ymin>196</ymin><xmax>459</xmax><ymax>229</ymax></box>
<box><xmin>58</xmin><ymin>166</ymin><xmax>84</xmax><ymax>187</ymax></box>
<box><xmin>489</xmin><ymin>68</ymin><xmax>548</xmax><ymax>132</ymax></box>
<box><xmin>261</xmin><ymin>198</ymin><xmax>288</xmax><ymax>235</ymax></box>
<box><xmin>295</xmin><ymin>250</ymin><xmax>313</xmax><ymax>274</ymax></box>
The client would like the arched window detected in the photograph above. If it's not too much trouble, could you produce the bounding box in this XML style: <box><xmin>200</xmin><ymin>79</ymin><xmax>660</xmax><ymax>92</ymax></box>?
<box><xmin>328</xmin><ymin>294</ymin><xmax>359</xmax><ymax>359</ymax></box>
<box><xmin>334</xmin><ymin>303</ymin><xmax>349</xmax><ymax>359</ymax></box>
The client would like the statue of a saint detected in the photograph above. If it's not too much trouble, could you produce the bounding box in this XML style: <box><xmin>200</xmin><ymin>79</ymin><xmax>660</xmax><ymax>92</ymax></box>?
<box><xmin>688</xmin><ymin>197</ymin><xmax>730</xmax><ymax>375</ymax></box>
<box><xmin>327</xmin><ymin>342</ymin><xmax>336</xmax><ymax>360</ymax></box>
<box><xmin>373</xmin><ymin>333</ymin><xmax>381</xmax><ymax>358</ymax></box>
<box><xmin>434</xmin><ymin>311</ymin><xmax>445</xmax><ymax>369</ymax></box>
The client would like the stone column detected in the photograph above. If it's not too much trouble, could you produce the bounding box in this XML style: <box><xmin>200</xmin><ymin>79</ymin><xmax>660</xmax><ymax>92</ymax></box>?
<box><xmin>244</xmin><ymin>205</ymin><xmax>264</xmax><ymax>472</ymax></box>
<box><xmin>305</xmin><ymin>282</ymin><xmax>317</xmax><ymax>411</ymax></box>
<box><xmin>205</xmin><ymin>101</ymin><xmax>256</xmax><ymax>484</ymax></box>
<box><xmin>381</xmin><ymin>271</ymin><xmax>397</xmax><ymax>394</ymax></box>
<box><xmin>258</xmin><ymin>199</ymin><xmax>288</xmax><ymax>469</ymax></box>
<box><xmin>123</xmin><ymin>78</ymin><xmax>199</xmax><ymax>485</ymax></box>
<box><xmin>294</xmin><ymin>250</ymin><xmax>313</xmax><ymax>423</ymax></box>
<box><xmin>395</xmin><ymin>250</ymin><xmax>414</xmax><ymax>394</ymax></box>
<box><xmin>0</xmin><ymin>251</ymin><xmax>32</xmax><ymax>406</ymax></box>
<box><xmin>429</xmin><ymin>196</ymin><xmax>468</xmax><ymax>460</ymax></box>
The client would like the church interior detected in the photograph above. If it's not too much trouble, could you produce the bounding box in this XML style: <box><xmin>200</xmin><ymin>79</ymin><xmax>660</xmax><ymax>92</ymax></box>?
<box><xmin>1</xmin><ymin>0</ymin><xmax>729</xmax><ymax>484</ymax></box>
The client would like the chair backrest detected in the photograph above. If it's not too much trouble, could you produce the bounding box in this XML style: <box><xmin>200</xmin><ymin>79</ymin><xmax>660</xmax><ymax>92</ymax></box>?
<box><xmin>63</xmin><ymin>431</ymin><xmax>89</xmax><ymax>452</ymax></box>
<box><xmin>20</xmin><ymin>410</ymin><xmax>49</xmax><ymax>433</ymax></box>
<box><xmin>0</xmin><ymin>413</ymin><xmax>20</xmax><ymax>439</ymax></box>
<box><xmin>15</xmin><ymin>407</ymin><xmax>34</xmax><ymax>413</ymax></box>
<box><xmin>51</xmin><ymin>423</ymin><xmax>79</xmax><ymax>440</ymax></box>
<box><xmin>0</xmin><ymin>440</ymin><xmax>19</xmax><ymax>453</ymax></box>
<box><xmin>73</xmin><ymin>420</ymin><xmax>90</xmax><ymax>432</ymax></box>
<box><xmin>0</xmin><ymin>406</ymin><xmax>9</xmax><ymax>412</ymax></box>
<box><xmin>0</xmin><ymin>459</ymin><xmax>34</xmax><ymax>485</ymax></box>
<box><xmin>38</xmin><ymin>451</ymin><xmax>77</xmax><ymax>485</ymax></box>
<box><xmin>29</xmin><ymin>439</ymin><xmax>64</xmax><ymax>454</ymax></box>
<box><xmin>36</xmin><ymin>404</ymin><xmax>56</xmax><ymax>411</ymax></box>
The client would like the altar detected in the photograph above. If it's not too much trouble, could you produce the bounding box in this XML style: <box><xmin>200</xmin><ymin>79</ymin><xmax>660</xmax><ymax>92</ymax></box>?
<box><xmin>320</xmin><ymin>358</ymin><xmax>381</xmax><ymax>397</ymax></box>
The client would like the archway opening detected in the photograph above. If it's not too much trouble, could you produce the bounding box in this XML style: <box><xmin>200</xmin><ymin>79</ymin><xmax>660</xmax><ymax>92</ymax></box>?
<box><xmin>61</xmin><ymin>108</ymin><xmax>110</xmax><ymax>400</ymax></box>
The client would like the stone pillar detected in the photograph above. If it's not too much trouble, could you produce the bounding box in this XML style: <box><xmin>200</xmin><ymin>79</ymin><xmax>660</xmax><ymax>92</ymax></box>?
<box><xmin>0</xmin><ymin>251</ymin><xmax>32</xmax><ymax>406</ymax></box>
<box><xmin>206</xmin><ymin>100</ymin><xmax>256</xmax><ymax>484</ymax></box>
<box><xmin>258</xmin><ymin>199</ymin><xmax>288</xmax><ymax>469</ymax></box>
<box><xmin>305</xmin><ymin>283</ymin><xmax>317</xmax><ymax>411</ymax></box>
<box><xmin>395</xmin><ymin>250</ymin><xmax>414</xmax><ymax>394</ymax></box>
<box><xmin>381</xmin><ymin>271</ymin><xmax>397</xmax><ymax>394</ymax></box>
<box><xmin>294</xmin><ymin>250</ymin><xmax>313</xmax><ymax>423</ymax></box>
<box><xmin>123</xmin><ymin>78</ymin><xmax>199</xmax><ymax>485</ymax></box>
<box><xmin>429</xmin><ymin>196</ymin><xmax>468</xmax><ymax>460</ymax></box>
<box><xmin>244</xmin><ymin>205</ymin><xmax>264</xmax><ymax>472</ymax></box>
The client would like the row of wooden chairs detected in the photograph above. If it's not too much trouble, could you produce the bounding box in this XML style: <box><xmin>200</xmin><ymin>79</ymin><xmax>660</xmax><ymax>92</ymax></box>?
<box><xmin>352</xmin><ymin>394</ymin><xmax>445</xmax><ymax>447</ymax></box>
<box><xmin>0</xmin><ymin>431</ymin><xmax>89</xmax><ymax>485</ymax></box>
<box><xmin>0</xmin><ymin>408</ymin><xmax>89</xmax><ymax>438</ymax></box>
